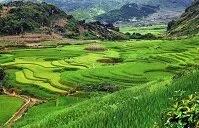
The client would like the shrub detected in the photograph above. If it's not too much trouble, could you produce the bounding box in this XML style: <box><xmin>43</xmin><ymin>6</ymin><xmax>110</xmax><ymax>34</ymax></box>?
<box><xmin>162</xmin><ymin>92</ymin><xmax>199</xmax><ymax>128</ymax></box>
<box><xmin>142</xmin><ymin>33</ymin><xmax>157</xmax><ymax>40</ymax></box>
<box><xmin>53</xmin><ymin>67</ymin><xmax>79</xmax><ymax>72</ymax></box>
<box><xmin>97</xmin><ymin>58</ymin><xmax>124</xmax><ymax>63</ymax></box>
<box><xmin>77</xmin><ymin>82</ymin><xmax>120</xmax><ymax>93</ymax></box>
<box><xmin>85</xmin><ymin>45</ymin><xmax>106</xmax><ymax>51</ymax></box>
<box><xmin>129</xmin><ymin>32</ymin><xmax>157</xmax><ymax>40</ymax></box>
<box><xmin>68</xmin><ymin>88</ymin><xmax>77</xmax><ymax>95</ymax></box>
<box><xmin>0</xmin><ymin>68</ymin><xmax>5</xmax><ymax>93</ymax></box>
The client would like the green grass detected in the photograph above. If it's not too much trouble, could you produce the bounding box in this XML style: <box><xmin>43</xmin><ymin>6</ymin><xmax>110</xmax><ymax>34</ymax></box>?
<box><xmin>119</xmin><ymin>24</ymin><xmax>167</xmax><ymax>35</ymax></box>
<box><xmin>0</xmin><ymin>95</ymin><xmax>24</xmax><ymax>126</ymax></box>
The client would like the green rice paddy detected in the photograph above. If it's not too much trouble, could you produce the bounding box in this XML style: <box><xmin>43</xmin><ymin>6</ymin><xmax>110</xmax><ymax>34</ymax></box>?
<box><xmin>1</xmin><ymin>36</ymin><xmax>199</xmax><ymax>127</ymax></box>
<box><xmin>1</xmin><ymin>37</ymin><xmax>199</xmax><ymax>96</ymax></box>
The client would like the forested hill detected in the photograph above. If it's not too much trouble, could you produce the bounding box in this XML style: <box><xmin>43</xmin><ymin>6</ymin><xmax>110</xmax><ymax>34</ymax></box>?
<box><xmin>0</xmin><ymin>1</ymin><xmax>70</xmax><ymax>35</ymax></box>
<box><xmin>0</xmin><ymin>1</ymin><xmax>126</xmax><ymax>40</ymax></box>
<box><xmin>167</xmin><ymin>0</ymin><xmax>199</xmax><ymax>37</ymax></box>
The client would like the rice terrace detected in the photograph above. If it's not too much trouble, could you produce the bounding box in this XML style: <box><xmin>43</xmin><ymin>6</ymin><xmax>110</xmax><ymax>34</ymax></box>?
<box><xmin>0</xmin><ymin>0</ymin><xmax>199</xmax><ymax>128</ymax></box>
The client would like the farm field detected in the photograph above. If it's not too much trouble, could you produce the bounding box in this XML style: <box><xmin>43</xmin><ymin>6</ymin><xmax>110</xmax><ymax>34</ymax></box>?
<box><xmin>0</xmin><ymin>36</ymin><xmax>199</xmax><ymax>127</ymax></box>
<box><xmin>119</xmin><ymin>24</ymin><xmax>167</xmax><ymax>35</ymax></box>
<box><xmin>14</xmin><ymin>70</ymin><xmax>199</xmax><ymax>128</ymax></box>
<box><xmin>0</xmin><ymin>95</ymin><xmax>24</xmax><ymax>125</ymax></box>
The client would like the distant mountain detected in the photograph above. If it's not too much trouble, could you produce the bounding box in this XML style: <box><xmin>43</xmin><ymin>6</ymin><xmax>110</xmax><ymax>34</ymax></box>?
<box><xmin>96</xmin><ymin>3</ymin><xmax>159</xmax><ymax>23</ymax></box>
<box><xmin>167</xmin><ymin>0</ymin><xmax>199</xmax><ymax>37</ymax></box>
<box><xmin>148</xmin><ymin>0</ymin><xmax>193</xmax><ymax>9</ymax></box>
<box><xmin>0</xmin><ymin>0</ymin><xmax>193</xmax><ymax>22</ymax></box>
<box><xmin>0</xmin><ymin>1</ymin><xmax>127</xmax><ymax>40</ymax></box>
<box><xmin>96</xmin><ymin>0</ymin><xmax>194</xmax><ymax>24</ymax></box>
<box><xmin>0</xmin><ymin>0</ymin><xmax>150</xmax><ymax>20</ymax></box>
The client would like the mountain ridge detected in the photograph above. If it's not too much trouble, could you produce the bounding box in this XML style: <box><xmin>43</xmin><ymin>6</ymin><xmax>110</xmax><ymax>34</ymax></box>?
<box><xmin>95</xmin><ymin>3</ymin><xmax>159</xmax><ymax>23</ymax></box>
<box><xmin>0</xmin><ymin>0</ymin><xmax>194</xmax><ymax>22</ymax></box>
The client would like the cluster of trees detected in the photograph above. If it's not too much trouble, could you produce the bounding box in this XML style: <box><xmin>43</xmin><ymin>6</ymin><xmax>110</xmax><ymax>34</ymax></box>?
<box><xmin>82</xmin><ymin>21</ymin><xmax>128</xmax><ymax>40</ymax></box>
<box><xmin>77</xmin><ymin>82</ymin><xmax>120</xmax><ymax>93</ymax></box>
<box><xmin>125</xmin><ymin>32</ymin><xmax>157</xmax><ymax>40</ymax></box>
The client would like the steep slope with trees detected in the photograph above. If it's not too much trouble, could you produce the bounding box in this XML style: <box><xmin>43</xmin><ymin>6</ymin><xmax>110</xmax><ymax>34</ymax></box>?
<box><xmin>0</xmin><ymin>1</ymin><xmax>126</xmax><ymax>40</ymax></box>
<box><xmin>167</xmin><ymin>0</ymin><xmax>199</xmax><ymax>37</ymax></box>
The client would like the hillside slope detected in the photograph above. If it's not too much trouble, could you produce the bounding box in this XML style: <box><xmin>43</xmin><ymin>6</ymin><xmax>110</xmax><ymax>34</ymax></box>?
<box><xmin>0</xmin><ymin>1</ymin><xmax>73</xmax><ymax>35</ymax></box>
<box><xmin>167</xmin><ymin>0</ymin><xmax>199</xmax><ymax>36</ymax></box>
<box><xmin>0</xmin><ymin>1</ymin><xmax>126</xmax><ymax>40</ymax></box>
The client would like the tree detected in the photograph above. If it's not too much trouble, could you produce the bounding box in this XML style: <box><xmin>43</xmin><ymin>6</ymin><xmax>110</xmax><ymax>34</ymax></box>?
<box><xmin>0</xmin><ymin>68</ymin><xmax>5</xmax><ymax>81</ymax></box>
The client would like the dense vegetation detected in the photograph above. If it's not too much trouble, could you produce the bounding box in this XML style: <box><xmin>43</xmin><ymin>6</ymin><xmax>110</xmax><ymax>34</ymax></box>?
<box><xmin>125</xmin><ymin>32</ymin><xmax>157</xmax><ymax>40</ymax></box>
<box><xmin>163</xmin><ymin>93</ymin><xmax>199</xmax><ymax>128</ymax></box>
<box><xmin>0</xmin><ymin>1</ymin><xmax>73</xmax><ymax>35</ymax></box>
<box><xmin>96</xmin><ymin>3</ymin><xmax>159</xmax><ymax>23</ymax></box>
<box><xmin>167</xmin><ymin>0</ymin><xmax>199</xmax><ymax>37</ymax></box>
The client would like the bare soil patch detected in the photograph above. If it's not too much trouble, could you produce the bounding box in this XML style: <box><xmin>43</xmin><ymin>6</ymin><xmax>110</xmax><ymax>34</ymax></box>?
<box><xmin>0</xmin><ymin>34</ymin><xmax>61</xmax><ymax>43</ymax></box>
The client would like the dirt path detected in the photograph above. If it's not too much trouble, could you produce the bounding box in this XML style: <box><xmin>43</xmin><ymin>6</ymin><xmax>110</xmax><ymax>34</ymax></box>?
<box><xmin>3</xmin><ymin>88</ymin><xmax>44</xmax><ymax>127</ymax></box>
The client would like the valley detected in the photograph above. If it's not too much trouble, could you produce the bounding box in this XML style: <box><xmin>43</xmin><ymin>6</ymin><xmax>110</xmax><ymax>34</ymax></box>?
<box><xmin>0</xmin><ymin>0</ymin><xmax>199</xmax><ymax>128</ymax></box>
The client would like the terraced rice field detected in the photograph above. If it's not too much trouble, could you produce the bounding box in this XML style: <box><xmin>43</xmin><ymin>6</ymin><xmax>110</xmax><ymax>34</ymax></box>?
<box><xmin>14</xmin><ymin>68</ymin><xmax>199</xmax><ymax>128</ymax></box>
<box><xmin>1</xmin><ymin>37</ymin><xmax>199</xmax><ymax>98</ymax></box>
<box><xmin>1</xmin><ymin>37</ymin><xmax>199</xmax><ymax>127</ymax></box>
